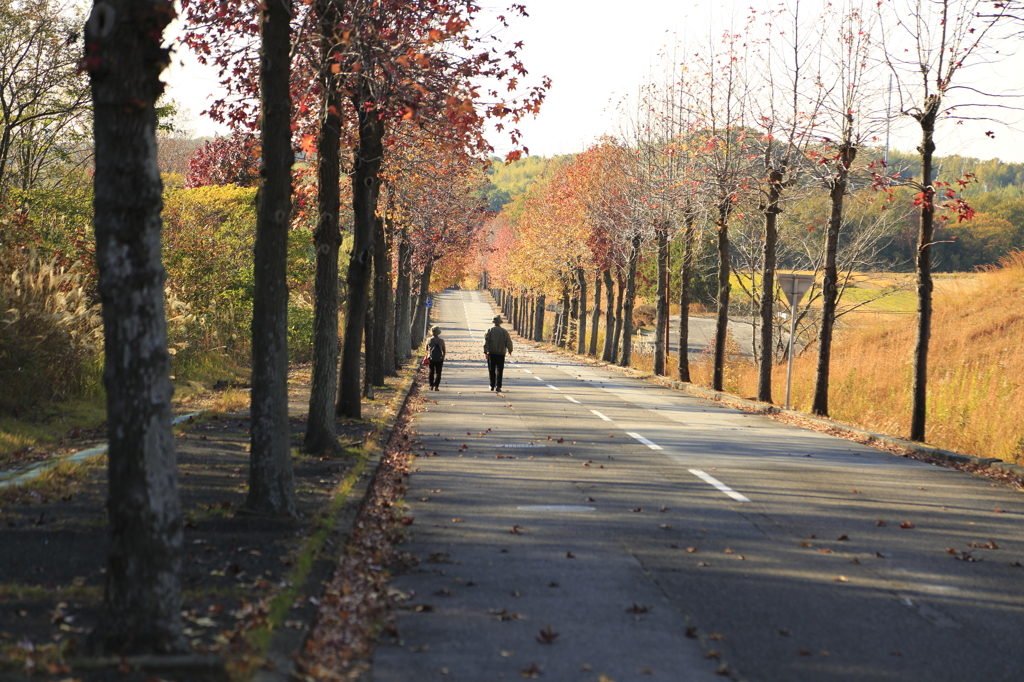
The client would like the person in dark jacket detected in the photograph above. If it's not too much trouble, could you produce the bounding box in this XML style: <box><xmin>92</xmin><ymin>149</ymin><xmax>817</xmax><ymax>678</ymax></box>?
<box><xmin>426</xmin><ymin>326</ymin><xmax>446</xmax><ymax>391</ymax></box>
<box><xmin>483</xmin><ymin>315</ymin><xmax>513</xmax><ymax>391</ymax></box>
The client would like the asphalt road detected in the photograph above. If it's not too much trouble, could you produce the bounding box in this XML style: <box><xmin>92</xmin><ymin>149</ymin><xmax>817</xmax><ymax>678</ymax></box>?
<box><xmin>371</xmin><ymin>290</ymin><xmax>1024</xmax><ymax>682</ymax></box>
<box><xmin>637</xmin><ymin>316</ymin><xmax>757</xmax><ymax>358</ymax></box>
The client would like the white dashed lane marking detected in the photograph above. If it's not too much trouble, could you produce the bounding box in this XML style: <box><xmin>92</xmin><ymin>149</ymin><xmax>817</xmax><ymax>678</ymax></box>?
<box><xmin>627</xmin><ymin>432</ymin><xmax>663</xmax><ymax>451</ymax></box>
<box><xmin>590</xmin><ymin>410</ymin><xmax>612</xmax><ymax>421</ymax></box>
<box><xmin>689</xmin><ymin>469</ymin><xmax>751</xmax><ymax>502</ymax></box>
<box><xmin>565</xmin><ymin>396</ymin><xmax>581</xmax><ymax>404</ymax></box>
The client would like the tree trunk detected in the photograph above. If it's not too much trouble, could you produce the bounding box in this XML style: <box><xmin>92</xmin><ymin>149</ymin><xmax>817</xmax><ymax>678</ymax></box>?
<box><xmin>558</xmin><ymin>285</ymin><xmax>570</xmax><ymax>348</ymax></box>
<box><xmin>620</xmin><ymin>231</ymin><xmax>641</xmax><ymax>367</ymax></box>
<box><xmin>395</xmin><ymin>226</ymin><xmax>412</xmax><ymax>365</ymax></box>
<box><xmin>371</xmin><ymin>216</ymin><xmax>388</xmax><ymax>386</ymax></box>
<box><xmin>602</xmin><ymin>268</ymin><xmax>615</xmax><ymax>362</ymax></box>
<box><xmin>303</xmin><ymin>14</ymin><xmax>342</xmax><ymax>453</ymax></box>
<box><xmin>713</xmin><ymin>201</ymin><xmax>732</xmax><ymax>392</ymax></box>
<box><xmin>568</xmin><ymin>288</ymin><xmax>578</xmax><ymax>350</ymax></box>
<box><xmin>338</xmin><ymin>90</ymin><xmax>383</xmax><ymax>419</ymax></box>
<box><xmin>812</xmin><ymin>142</ymin><xmax>855</xmax><ymax>416</ymax></box>
<box><xmin>534</xmin><ymin>293</ymin><xmax>546</xmax><ymax>342</ymax></box>
<box><xmin>86</xmin><ymin>0</ymin><xmax>187</xmax><ymax>653</ymax></box>
<box><xmin>363</xmin><ymin>293</ymin><xmax>374</xmax><ymax>399</ymax></box>
<box><xmin>382</xmin><ymin>216</ymin><xmax>397</xmax><ymax>377</ymax></box>
<box><xmin>576</xmin><ymin>266</ymin><xmax>587</xmax><ymax>355</ymax></box>
<box><xmin>411</xmin><ymin>260</ymin><xmax>433</xmax><ymax>349</ymax></box>
<box><xmin>911</xmin><ymin>99</ymin><xmax>939</xmax><ymax>442</ymax></box>
<box><xmin>589</xmin><ymin>270</ymin><xmax>601</xmax><ymax>356</ymax></box>
<box><xmin>654</xmin><ymin>221</ymin><xmax>669</xmax><ymax>376</ymax></box>
<box><xmin>246</xmin><ymin>0</ymin><xmax>297</xmax><ymax>515</ymax></box>
<box><xmin>611</xmin><ymin>269</ymin><xmax>624</xmax><ymax>363</ymax></box>
<box><xmin>526</xmin><ymin>295</ymin><xmax>534</xmax><ymax>340</ymax></box>
<box><xmin>757</xmin><ymin>170</ymin><xmax>782</xmax><ymax>403</ymax></box>
<box><xmin>677</xmin><ymin>215</ymin><xmax>695</xmax><ymax>383</ymax></box>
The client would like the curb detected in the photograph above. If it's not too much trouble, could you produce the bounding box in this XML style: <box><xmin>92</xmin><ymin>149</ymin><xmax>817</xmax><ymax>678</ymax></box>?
<box><xmin>251</xmin><ymin>360</ymin><xmax>423</xmax><ymax>682</ymax></box>
<box><xmin>0</xmin><ymin>411</ymin><xmax>204</xmax><ymax>490</ymax></box>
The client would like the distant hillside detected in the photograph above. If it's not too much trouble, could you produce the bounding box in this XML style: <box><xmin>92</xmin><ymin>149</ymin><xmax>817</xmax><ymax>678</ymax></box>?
<box><xmin>484</xmin><ymin>154</ymin><xmax>574</xmax><ymax>213</ymax></box>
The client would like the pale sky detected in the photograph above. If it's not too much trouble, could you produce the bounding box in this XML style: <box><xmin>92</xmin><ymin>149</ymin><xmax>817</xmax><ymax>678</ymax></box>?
<box><xmin>164</xmin><ymin>0</ymin><xmax>1024</xmax><ymax>164</ymax></box>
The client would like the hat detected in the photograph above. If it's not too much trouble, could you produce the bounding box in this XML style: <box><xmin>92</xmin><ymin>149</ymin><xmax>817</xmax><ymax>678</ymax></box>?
<box><xmin>493</xmin><ymin>315</ymin><xmax>503</xmax><ymax>324</ymax></box>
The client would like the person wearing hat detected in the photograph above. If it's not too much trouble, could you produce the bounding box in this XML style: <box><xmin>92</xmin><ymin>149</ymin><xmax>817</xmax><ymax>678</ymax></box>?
<box><xmin>426</xmin><ymin>326</ymin><xmax>446</xmax><ymax>391</ymax></box>
<box><xmin>483</xmin><ymin>314</ymin><xmax>513</xmax><ymax>391</ymax></box>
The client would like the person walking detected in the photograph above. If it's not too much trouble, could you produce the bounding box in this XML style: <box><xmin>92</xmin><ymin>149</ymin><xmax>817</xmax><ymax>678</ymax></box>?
<box><xmin>484</xmin><ymin>315</ymin><xmax>513</xmax><ymax>391</ymax></box>
<box><xmin>426</xmin><ymin>326</ymin><xmax>446</xmax><ymax>391</ymax></box>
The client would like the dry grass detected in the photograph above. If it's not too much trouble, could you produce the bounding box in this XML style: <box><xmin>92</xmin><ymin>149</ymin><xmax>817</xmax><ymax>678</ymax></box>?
<box><xmin>724</xmin><ymin>252</ymin><xmax>1024</xmax><ymax>463</ymax></box>
<box><xmin>0</xmin><ymin>255</ymin><xmax>103</xmax><ymax>412</ymax></box>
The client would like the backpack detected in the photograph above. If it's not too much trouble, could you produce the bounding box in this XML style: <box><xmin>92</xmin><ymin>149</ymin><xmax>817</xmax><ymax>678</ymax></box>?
<box><xmin>429</xmin><ymin>340</ymin><xmax>444</xmax><ymax>361</ymax></box>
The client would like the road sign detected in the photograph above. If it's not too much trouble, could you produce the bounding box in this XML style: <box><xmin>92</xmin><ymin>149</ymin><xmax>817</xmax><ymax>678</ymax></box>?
<box><xmin>776</xmin><ymin>273</ymin><xmax>816</xmax><ymax>410</ymax></box>
<box><xmin>777</xmin><ymin>273</ymin><xmax>815</xmax><ymax>307</ymax></box>
<box><xmin>425</xmin><ymin>298</ymin><xmax>432</xmax><ymax>308</ymax></box>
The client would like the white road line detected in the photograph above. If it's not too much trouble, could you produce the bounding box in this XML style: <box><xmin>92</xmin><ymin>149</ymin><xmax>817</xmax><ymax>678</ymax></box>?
<box><xmin>522</xmin><ymin>369</ymin><xmax>533</xmax><ymax>374</ymax></box>
<box><xmin>534</xmin><ymin>376</ymin><xmax>544</xmax><ymax>381</ymax></box>
<box><xmin>688</xmin><ymin>469</ymin><xmax>751</xmax><ymax>502</ymax></box>
<box><xmin>626</xmin><ymin>432</ymin><xmax>663</xmax><ymax>450</ymax></box>
<box><xmin>566</xmin><ymin>396</ymin><xmax>581</xmax><ymax>404</ymax></box>
<box><xmin>547</xmin><ymin>384</ymin><xmax>559</xmax><ymax>391</ymax></box>
<box><xmin>590</xmin><ymin>409</ymin><xmax>611</xmax><ymax>421</ymax></box>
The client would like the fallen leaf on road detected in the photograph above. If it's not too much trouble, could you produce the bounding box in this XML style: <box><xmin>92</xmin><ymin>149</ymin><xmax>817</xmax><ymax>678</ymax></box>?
<box><xmin>799</xmin><ymin>541</ymin><xmax>812</xmax><ymax>548</ymax></box>
<box><xmin>799</xmin><ymin>648</ymin><xmax>812</xmax><ymax>656</ymax></box>
<box><xmin>566</xmin><ymin>552</ymin><xmax>575</xmax><ymax>559</ymax></box>
<box><xmin>686</xmin><ymin>547</ymin><xmax>698</xmax><ymax>553</ymax></box>
<box><xmin>899</xmin><ymin>521</ymin><xmax>915</xmax><ymax>529</ymax></box>
<box><xmin>818</xmin><ymin>548</ymin><xmax>833</xmax><ymax>554</ymax></box>
<box><xmin>500</xmin><ymin>650</ymin><xmax>514</xmax><ymax>657</ymax></box>
<box><xmin>626</xmin><ymin>604</ymin><xmax>652</xmax><ymax>613</ymax></box>
<box><xmin>833</xmin><ymin>575</ymin><xmax>849</xmax><ymax>582</ymax></box>
<box><xmin>451</xmin><ymin>518</ymin><xmax>464</xmax><ymax>523</ymax></box>
<box><xmin>536</xmin><ymin>625</ymin><xmax>559</xmax><ymax>643</ymax></box>
<box><xmin>837</xmin><ymin>535</ymin><xmax>850</xmax><ymax>541</ymax></box>
<box><xmin>698</xmin><ymin>561</ymin><xmax>711</xmax><ymax>567</ymax></box>
<box><xmin>410</xmin><ymin>645</ymin><xmax>428</xmax><ymax>652</ymax></box>
<box><xmin>659</xmin><ymin>524</ymin><xmax>672</xmax><ymax>530</ymax></box>
<box><xmin>640</xmin><ymin>669</ymin><xmax>655</xmax><ymax>675</ymax></box>
<box><xmin>967</xmin><ymin>540</ymin><xmax>1000</xmax><ymax>549</ymax></box>
<box><xmin>685</xmin><ymin>626</ymin><xmax>698</xmax><ymax>638</ymax></box>
<box><xmin>631</xmin><ymin>507</ymin><xmax>643</xmax><ymax>513</ymax></box>
<box><xmin>877</xmin><ymin>520</ymin><xmax>886</xmax><ymax>527</ymax></box>
<box><xmin>510</xmin><ymin>525</ymin><xmax>523</xmax><ymax>534</ymax></box>
<box><xmin>724</xmin><ymin>548</ymin><xmax>736</xmax><ymax>554</ymax></box>
<box><xmin>705</xmin><ymin>650</ymin><xmax>720</xmax><ymax>659</ymax></box>
<box><xmin>709</xmin><ymin>633</ymin><xmax>725</xmax><ymax>640</ymax></box>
